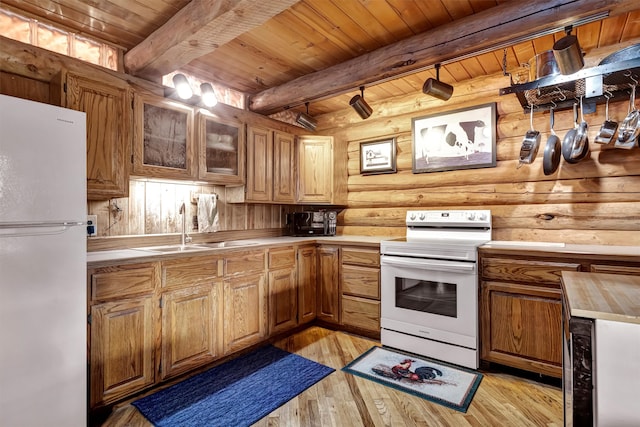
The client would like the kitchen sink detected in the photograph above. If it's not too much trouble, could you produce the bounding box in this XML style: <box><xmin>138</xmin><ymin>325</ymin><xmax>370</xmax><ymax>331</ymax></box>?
<box><xmin>134</xmin><ymin>244</ymin><xmax>210</xmax><ymax>253</ymax></box>
<box><xmin>196</xmin><ymin>240</ymin><xmax>262</xmax><ymax>248</ymax></box>
<box><xmin>133</xmin><ymin>240</ymin><xmax>262</xmax><ymax>253</ymax></box>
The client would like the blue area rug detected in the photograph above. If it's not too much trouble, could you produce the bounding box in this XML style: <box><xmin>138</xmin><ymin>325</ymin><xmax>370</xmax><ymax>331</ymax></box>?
<box><xmin>133</xmin><ymin>345</ymin><xmax>334</xmax><ymax>426</ymax></box>
<box><xmin>343</xmin><ymin>346</ymin><xmax>483</xmax><ymax>413</ymax></box>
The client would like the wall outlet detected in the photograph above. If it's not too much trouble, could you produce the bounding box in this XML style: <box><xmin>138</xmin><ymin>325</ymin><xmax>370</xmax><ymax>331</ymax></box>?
<box><xmin>87</xmin><ymin>215</ymin><xmax>97</xmax><ymax>237</ymax></box>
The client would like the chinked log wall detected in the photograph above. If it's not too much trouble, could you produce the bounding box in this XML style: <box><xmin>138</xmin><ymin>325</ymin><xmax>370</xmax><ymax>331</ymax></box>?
<box><xmin>321</xmin><ymin>48</ymin><xmax>640</xmax><ymax>246</ymax></box>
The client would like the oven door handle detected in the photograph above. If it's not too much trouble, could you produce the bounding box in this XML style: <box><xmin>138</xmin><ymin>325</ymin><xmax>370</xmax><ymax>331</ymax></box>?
<box><xmin>381</xmin><ymin>256</ymin><xmax>475</xmax><ymax>273</ymax></box>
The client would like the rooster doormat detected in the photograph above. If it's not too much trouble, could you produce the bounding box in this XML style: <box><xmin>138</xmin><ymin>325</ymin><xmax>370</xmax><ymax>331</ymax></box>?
<box><xmin>342</xmin><ymin>346</ymin><xmax>483</xmax><ymax>413</ymax></box>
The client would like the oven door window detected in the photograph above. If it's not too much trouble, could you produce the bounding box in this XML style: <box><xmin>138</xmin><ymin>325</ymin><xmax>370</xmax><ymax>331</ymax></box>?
<box><xmin>395</xmin><ymin>277</ymin><xmax>457</xmax><ymax>317</ymax></box>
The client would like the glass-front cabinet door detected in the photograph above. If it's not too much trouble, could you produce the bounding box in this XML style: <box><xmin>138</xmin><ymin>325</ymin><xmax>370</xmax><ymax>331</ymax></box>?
<box><xmin>133</xmin><ymin>93</ymin><xmax>195</xmax><ymax>179</ymax></box>
<box><xmin>197</xmin><ymin>110</ymin><xmax>245</xmax><ymax>185</ymax></box>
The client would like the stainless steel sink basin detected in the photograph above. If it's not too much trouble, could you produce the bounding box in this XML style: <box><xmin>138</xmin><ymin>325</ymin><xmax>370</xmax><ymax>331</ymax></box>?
<box><xmin>133</xmin><ymin>240</ymin><xmax>262</xmax><ymax>253</ymax></box>
<box><xmin>134</xmin><ymin>244</ymin><xmax>210</xmax><ymax>253</ymax></box>
<box><xmin>197</xmin><ymin>240</ymin><xmax>262</xmax><ymax>248</ymax></box>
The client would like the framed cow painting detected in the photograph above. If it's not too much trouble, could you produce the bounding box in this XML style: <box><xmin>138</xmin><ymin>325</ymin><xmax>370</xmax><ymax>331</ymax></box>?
<box><xmin>412</xmin><ymin>102</ymin><xmax>496</xmax><ymax>173</ymax></box>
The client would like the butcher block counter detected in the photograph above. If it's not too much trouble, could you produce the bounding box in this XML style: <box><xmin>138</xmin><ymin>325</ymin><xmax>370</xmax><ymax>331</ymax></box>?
<box><xmin>560</xmin><ymin>271</ymin><xmax>640</xmax><ymax>427</ymax></box>
<box><xmin>561</xmin><ymin>271</ymin><xmax>640</xmax><ymax>324</ymax></box>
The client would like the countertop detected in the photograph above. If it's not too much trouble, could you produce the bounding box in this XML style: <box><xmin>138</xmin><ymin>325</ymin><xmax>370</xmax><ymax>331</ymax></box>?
<box><xmin>483</xmin><ymin>241</ymin><xmax>640</xmax><ymax>257</ymax></box>
<box><xmin>561</xmin><ymin>271</ymin><xmax>640</xmax><ymax>324</ymax></box>
<box><xmin>87</xmin><ymin>235</ymin><xmax>386</xmax><ymax>265</ymax></box>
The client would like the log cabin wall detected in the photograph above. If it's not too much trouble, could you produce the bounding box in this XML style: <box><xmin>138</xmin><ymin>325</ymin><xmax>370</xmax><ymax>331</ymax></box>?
<box><xmin>321</xmin><ymin>69</ymin><xmax>640</xmax><ymax>246</ymax></box>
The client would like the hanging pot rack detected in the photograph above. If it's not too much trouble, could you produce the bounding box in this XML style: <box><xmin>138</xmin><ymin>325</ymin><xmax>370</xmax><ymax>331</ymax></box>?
<box><xmin>500</xmin><ymin>57</ymin><xmax>640</xmax><ymax>113</ymax></box>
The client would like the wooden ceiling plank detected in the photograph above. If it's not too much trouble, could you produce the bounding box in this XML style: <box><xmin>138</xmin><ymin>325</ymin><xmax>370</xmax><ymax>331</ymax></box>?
<box><xmin>330</xmin><ymin>0</ymin><xmax>399</xmax><ymax>47</ymax></box>
<box><xmin>414</xmin><ymin>0</ymin><xmax>454</xmax><ymax>28</ymax></box>
<box><xmin>441</xmin><ymin>0</ymin><xmax>475</xmax><ymax>20</ymax></box>
<box><xmin>384</xmin><ymin>0</ymin><xmax>434</xmax><ymax>35</ymax></box>
<box><xmin>621</xmin><ymin>10</ymin><xmax>640</xmax><ymax>42</ymax></box>
<box><xmin>577</xmin><ymin>21</ymin><xmax>603</xmax><ymax>51</ymax></box>
<box><xmin>249</xmin><ymin>0</ymin><xmax>640</xmax><ymax>114</ymax></box>
<box><xmin>124</xmin><ymin>0</ymin><xmax>299</xmax><ymax>80</ymax></box>
<box><xmin>599</xmin><ymin>15</ymin><xmax>629</xmax><ymax>46</ymax></box>
<box><xmin>287</xmin><ymin>2</ymin><xmax>363</xmax><ymax>57</ymax></box>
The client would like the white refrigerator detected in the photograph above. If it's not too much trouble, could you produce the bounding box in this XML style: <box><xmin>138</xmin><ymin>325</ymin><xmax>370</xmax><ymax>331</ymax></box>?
<box><xmin>0</xmin><ymin>94</ymin><xmax>87</xmax><ymax>426</ymax></box>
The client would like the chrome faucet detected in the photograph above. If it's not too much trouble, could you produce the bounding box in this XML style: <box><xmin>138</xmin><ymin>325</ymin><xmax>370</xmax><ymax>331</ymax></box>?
<box><xmin>179</xmin><ymin>202</ymin><xmax>192</xmax><ymax>246</ymax></box>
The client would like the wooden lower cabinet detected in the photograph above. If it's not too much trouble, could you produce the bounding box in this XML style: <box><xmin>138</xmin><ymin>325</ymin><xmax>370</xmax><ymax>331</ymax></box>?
<box><xmin>160</xmin><ymin>284</ymin><xmax>222</xmax><ymax>380</ymax></box>
<box><xmin>223</xmin><ymin>272</ymin><xmax>268</xmax><ymax>354</ymax></box>
<box><xmin>479</xmin><ymin>255</ymin><xmax>581</xmax><ymax>378</ymax></box>
<box><xmin>90</xmin><ymin>297</ymin><xmax>156</xmax><ymax>407</ymax></box>
<box><xmin>88</xmin><ymin>263</ymin><xmax>159</xmax><ymax>408</ymax></box>
<box><xmin>317</xmin><ymin>245</ymin><xmax>341</xmax><ymax>324</ymax></box>
<box><xmin>268</xmin><ymin>247</ymin><xmax>297</xmax><ymax>335</ymax></box>
<box><xmin>297</xmin><ymin>246</ymin><xmax>317</xmax><ymax>324</ymax></box>
<box><xmin>480</xmin><ymin>281</ymin><xmax>563</xmax><ymax>377</ymax></box>
<box><xmin>340</xmin><ymin>246</ymin><xmax>380</xmax><ymax>335</ymax></box>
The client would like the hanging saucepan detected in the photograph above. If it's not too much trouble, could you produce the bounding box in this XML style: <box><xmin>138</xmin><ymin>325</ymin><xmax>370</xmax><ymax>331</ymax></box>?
<box><xmin>570</xmin><ymin>96</ymin><xmax>590</xmax><ymax>161</ymax></box>
<box><xmin>562</xmin><ymin>102</ymin><xmax>579</xmax><ymax>163</ymax></box>
<box><xmin>553</xmin><ymin>27</ymin><xmax>584</xmax><ymax>75</ymax></box>
<box><xmin>615</xmin><ymin>84</ymin><xmax>640</xmax><ymax>149</ymax></box>
<box><xmin>543</xmin><ymin>106</ymin><xmax>562</xmax><ymax>175</ymax></box>
<box><xmin>526</xmin><ymin>50</ymin><xmax>560</xmax><ymax>81</ymax></box>
<box><xmin>594</xmin><ymin>91</ymin><xmax>618</xmax><ymax>145</ymax></box>
<box><xmin>518</xmin><ymin>105</ymin><xmax>541</xmax><ymax>167</ymax></box>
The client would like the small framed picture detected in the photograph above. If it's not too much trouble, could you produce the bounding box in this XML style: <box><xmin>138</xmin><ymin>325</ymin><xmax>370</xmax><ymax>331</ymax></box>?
<box><xmin>360</xmin><ymin>137</ymin><xmax>397</xmax><ymax>175</ymax></box>
<box><xmin>412</xmin><ymin>102</ymin><xmax>496</xmax><ymax>173</ymax></box>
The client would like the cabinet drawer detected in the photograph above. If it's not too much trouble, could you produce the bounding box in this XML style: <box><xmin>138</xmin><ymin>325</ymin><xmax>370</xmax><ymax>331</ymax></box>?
<box><xmin>481</xmin><ymin>257</ymin><xmax>580</xmax><ymax>286</ymax></box>
<box><xmin>90</xmin><ymin>263</ymin><xmax>158</xmax><ymax>301</ymax></box>
<box><xmin>225</xmin><ymin>250</ymin><xmax>266</xmax><ymax>276</ymax></box>
<box><xmin>590</xmin><ymin>264</ymin><xmax>640</xmax><ymax>275</ymax></box>
<box><xmin>342</xmin><ymin>265</ymin><xmax>380</xmax><ymax>299</ymax></box>
<box><xmin>342</xmin><ymin>247</ymin><xmax>380</xmax><ymax>267</ymax></box>
<box><xmin>342</xmin><ymin>295</ymin><xmax>380</xmax><ymax>332</ymax></box>
<box><xmin>162</xmin><ymin>256</ymin><xmax>222</xmax><ymax>289</ymax></box>
<box><xmin>268</xmin><ymin>247</ymin><xmax>295</xmax><ymax>269</ymax></box>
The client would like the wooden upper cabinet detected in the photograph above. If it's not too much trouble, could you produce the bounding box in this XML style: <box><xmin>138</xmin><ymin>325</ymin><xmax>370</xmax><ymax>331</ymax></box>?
<box><xmin>133</xmin><ymin>93</ymin><xmax>195</xmax><ymax>179</ymax></box>
<box><xmin>197</xmin><ymin>110</ymin><xmax>245</xmax><ymax>184</ymax></box>
<box><xmin>297</xmin><ymin>135</ymin><xmax>346</xmax><ymax>205</ymax></box>
<box><xmin>58</xmin><ymin>71</ymin><xmax>131</xmax><ymax>200</ymax></box>
<box><xmin>246</xmin><ymin>125</ymin><xmax>273</xmax><ymax>201</ymax></box>
<box><xmin>273</xmin><ymin>131</ymin><xmax>296</xmax><ymax>203</ymax></box>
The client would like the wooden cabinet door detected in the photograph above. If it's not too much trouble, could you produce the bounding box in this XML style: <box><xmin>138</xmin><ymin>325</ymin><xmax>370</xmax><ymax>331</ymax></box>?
<box><xmin>223</xmin><ymin>272</ymin><xmax>267</xmax><ymax>354</ymax></box>
<box><xmin>317</xmin><ymin>245</ymin><xmax>340</xmax><ymax>323</ymax></box>
<box><xmin>297</xmin><ymin>246</ymin><xmax>317</xmax><ymax>324</ymax></box>
<box><xmin>268</xmin><ymin>267</ymin><xmax>297</xmax><ymax>334</ymax></box>
<box><xmin>160</xmin><ymin>283</ymin><xmax>222</xmax><ymax>380</ymax></box>
<box><xmin>197</xmin><ymin>111</ymin><xmax>245</xmax><ymax>184</ymax></box>
<box><xmin>273</xmin><ymin>131</ymin><xmax>295</xmax><ymax>203</ymax></box>
<box><xmin>480</xmin><ymin>280</ymin><xmax>563</xmax><ymax>377</ymax></box>
<box><xmin>89</xmin><ymin>296</ymin><xmax>156</xmax><ymax>407</ymax></box>
<box><xmin>133</xmin><ymin>92</ymin><xmax>195</xmax><ymax>179</ymax></box>
<box><xmin>297</xmin><ymin>136</ymin><xmax>333</xmax><ymax>204</ymax></box>
<box><xmin>64</xmin><ymin>72</ymin><xmax>131</xmax><ymax>200</ymax></box>
<box><xmin>246</xmin><ymin>125</ymin><xmax>273</xmax><ymax>202</ymax></box>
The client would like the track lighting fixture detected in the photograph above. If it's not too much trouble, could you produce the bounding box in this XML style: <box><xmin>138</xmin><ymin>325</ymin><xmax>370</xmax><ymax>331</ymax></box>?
<box><xmin>422</xmin><ymin>64</ymin><xmax>453</xmax><ymax>101</ymax></box>
<box><xmin>350</xmin><ymin>86</ymin><xmax>373</xmax><ymax>120</ymax></box>
<box><xmin>296</xmin><ymin>102</ymin><xmax>317</xmax><ymax>131</ymax></box>
<box><xmin>172</xmin><ymin>73</ymin><xmax>193</xmax><ymax>100</ymax></box>
<box><xmin>200</xmin><ymin>83</ymin><xmax>218</xmax><ymax>107</ymax></box>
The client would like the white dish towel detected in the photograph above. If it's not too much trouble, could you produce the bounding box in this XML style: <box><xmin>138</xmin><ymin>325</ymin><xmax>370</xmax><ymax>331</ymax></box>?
<box><xmin>197</xmin><ymin>194</ymin><xmax>219</xmax><ymax>232</ymax></box>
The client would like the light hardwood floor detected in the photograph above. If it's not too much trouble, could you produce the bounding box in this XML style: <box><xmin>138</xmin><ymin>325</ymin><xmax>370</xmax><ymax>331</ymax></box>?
<box><xmin>99</xmin><ymin>327</ymin><xmax>563</xmax><ymax>426</ymax></box>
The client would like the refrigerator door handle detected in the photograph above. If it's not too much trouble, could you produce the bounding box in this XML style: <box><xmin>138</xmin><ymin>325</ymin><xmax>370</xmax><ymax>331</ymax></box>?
<box><xmin>0</xmin><ymin>221</ymin><xmax>85</xmax><ymax>237</ymax></box>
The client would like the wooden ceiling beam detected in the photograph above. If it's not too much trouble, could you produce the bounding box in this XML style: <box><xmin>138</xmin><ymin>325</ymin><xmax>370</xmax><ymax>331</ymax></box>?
<box><xmin>124</xmin><ymin>0</ymin><xmax>299</xmax><ymax>81</ymax></box>
<box><xmin>249</xmin><ymin>0</ymin><xmax>639</xmax><ymax>115</ymax></box>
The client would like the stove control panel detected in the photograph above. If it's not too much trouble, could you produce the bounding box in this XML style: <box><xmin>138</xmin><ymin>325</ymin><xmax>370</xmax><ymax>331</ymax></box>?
<box><xmin>406</xmin><ymin>210</ymin><xmax>491</xmax><ymax>228</ymax></box>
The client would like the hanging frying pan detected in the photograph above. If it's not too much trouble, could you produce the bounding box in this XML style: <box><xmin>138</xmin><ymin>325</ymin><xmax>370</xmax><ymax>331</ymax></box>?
<box><xmin>543</xmin><ymin>106</ymin><xmax>562</xmax><ymax>175</ymax></box>
<box><xmin>518</xmin><ymin>105</ymin><xmax>541</xmax><ymax>167</ymax></box>
<box><xmin>570</xmin><ymin>96</ymin><xmax>590</xmax><ymax>161</ymax></box>
<box><xmin>594</xmin><ymin>92</ymin><xmax>618</xmax><ymax>145</ymax></box>
<box><xmin>562</xmin><ymin>102</ymin><xmax>579</xmax><ymax>163</ymax></box>
<box><xmin>615</xmin><ymin>83</ymin><xmax>640</xmax><ymax>149</ymax></box>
